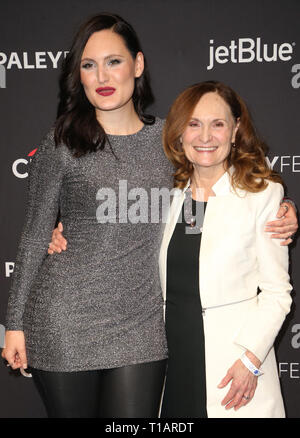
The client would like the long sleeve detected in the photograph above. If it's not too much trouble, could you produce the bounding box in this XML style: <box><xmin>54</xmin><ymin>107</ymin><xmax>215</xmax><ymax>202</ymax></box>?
<box><xmin>234</xmin><ymin>181</ymin><xmax>293</xmax><ymax>363</ymax></box>
<box><xmin>5</xmin><ymin>129</ymin><xmax>67</xmax><ymax>330</ymax></box>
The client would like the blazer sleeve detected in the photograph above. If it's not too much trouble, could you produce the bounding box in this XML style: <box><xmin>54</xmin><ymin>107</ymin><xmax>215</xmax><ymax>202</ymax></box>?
<box><xmin>234</xmin><ymin>181</ymin><xmax>293</xmax><ymax>364</ymax></box>
<box><xmin>5</xmin><ymin>129</ymin><xmax>67</xmax><ymax>330</ymax></box>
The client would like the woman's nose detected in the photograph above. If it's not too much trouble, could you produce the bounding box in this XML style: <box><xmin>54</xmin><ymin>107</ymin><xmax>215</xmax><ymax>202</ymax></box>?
<box><xmin>97</xmin><ymin>66</ymin><xmax>109</xmax><ymax>84</ymax></box>
<box><xmin>199</xmin><ymin>126</ymin><xmax>212</xmax><ymax>143</ymax></box>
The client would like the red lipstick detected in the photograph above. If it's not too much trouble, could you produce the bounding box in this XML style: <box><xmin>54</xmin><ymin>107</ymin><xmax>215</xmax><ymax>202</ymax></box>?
<box><xmin>96</xmin><ymin>87</ymin><xmax>116</xmax><ymax>96</ymax></box>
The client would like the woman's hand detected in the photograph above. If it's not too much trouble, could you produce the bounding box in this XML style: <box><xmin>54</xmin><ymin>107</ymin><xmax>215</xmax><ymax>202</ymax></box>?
<box><xmin>266</xmin><ymin>202</ymin><xmax>298</xmax><ymax>246</ymax></box>
<box><xmin>48</xmin><ymin>222</ymin><xmax>67</xmax><ymax>254</ymax></box>
<box><xmin>1</xmin><ymin>330</ymin><xmax>28</xmax><ymax>370</ymax></box>
<box><xmin>217</xmin><ymin>351</ymin><xmax>261</xmax><ymax>411</ymax></box>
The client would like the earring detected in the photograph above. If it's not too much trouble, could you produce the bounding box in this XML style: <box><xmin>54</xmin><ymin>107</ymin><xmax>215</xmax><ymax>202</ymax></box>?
<box><xmin>232</xmin><ymin>142</ymin><xmax>236</xmax><ymax>148</ymax></box>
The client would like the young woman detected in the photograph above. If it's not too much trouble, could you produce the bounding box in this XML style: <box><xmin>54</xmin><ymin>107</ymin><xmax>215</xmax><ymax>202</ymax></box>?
<box><xmin>2</xmin><ymin>13</ymin><xmax>172</xmax><ymax>418</ymax></box>
<box><xmin>3</xmin><ymin>14</ymin><xmax>297</xmax><ymax>418</ymax></box>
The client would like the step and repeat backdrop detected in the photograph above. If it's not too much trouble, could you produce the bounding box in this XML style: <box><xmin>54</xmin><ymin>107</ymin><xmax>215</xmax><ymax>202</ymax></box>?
<box><xmin>0</xmin><ymin>0</ymin><xmax>299</xmax><ymax>418</ymax></box>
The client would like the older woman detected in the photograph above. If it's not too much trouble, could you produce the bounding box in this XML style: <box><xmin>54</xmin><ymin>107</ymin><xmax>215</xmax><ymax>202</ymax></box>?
<box><xmin>159</xmin><ymin>81</ymin><xmax>293</xmax><ymax>418</ymax></box>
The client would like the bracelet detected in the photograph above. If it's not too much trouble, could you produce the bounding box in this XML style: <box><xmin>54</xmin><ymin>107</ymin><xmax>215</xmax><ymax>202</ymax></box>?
<box><xmin>240</xmin><ymin>353</ymin><xmax>263</xmax><ymax>377</ymax></box>
<box><xmin>281</xmin><ymin>197</ymin><xmax>297</xmax><ymax>213</ymax></box>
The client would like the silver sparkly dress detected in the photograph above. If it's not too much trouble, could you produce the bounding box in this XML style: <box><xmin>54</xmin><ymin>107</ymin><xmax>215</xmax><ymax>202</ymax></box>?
<box><xmin>5</xmin><ymin>118</ymin><xmax>172</xmax><ymax>372</ymax></box>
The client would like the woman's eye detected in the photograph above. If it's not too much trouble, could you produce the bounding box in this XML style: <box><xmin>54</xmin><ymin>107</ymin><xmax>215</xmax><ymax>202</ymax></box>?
<box><xmin>81</xmin><ymin>62</ymin><xmax>94</xmax><ymax>69</ymax></box>
<box><xmin>214</xmin><ymin>121</ymin><xmax>225</xmax><ymax>127</ymax></box>
<box><xmin>188</xmin><ymin>122</ymin><xmax>199</xmax><ymax>127</ymax></box>
<box><xmin>107</xmin><ymin>59</ymin><xmax>121</xmax><ymax>66</ymax></box>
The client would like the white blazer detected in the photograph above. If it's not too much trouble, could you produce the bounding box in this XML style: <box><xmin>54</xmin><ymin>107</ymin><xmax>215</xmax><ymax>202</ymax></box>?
<box><xmin>159</xmin><ymin>169</ymin><xmax>293</xmax><ymax>418</ymax></box>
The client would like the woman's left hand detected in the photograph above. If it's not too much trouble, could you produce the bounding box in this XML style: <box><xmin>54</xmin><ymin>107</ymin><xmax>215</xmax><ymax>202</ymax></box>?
<box><xmin>266</xmin><ymin>202</ymin><xmax>298</xmax><ymax>246</ymax></box>
<box><xmin>217</xmin><ymin>354</ymin><xmax>260</xmax><ymax>410</ymax></box>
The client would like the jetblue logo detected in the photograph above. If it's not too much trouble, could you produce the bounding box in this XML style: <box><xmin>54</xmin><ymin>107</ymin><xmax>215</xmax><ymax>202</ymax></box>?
<box><xmin>207</xmin><ymin>38</ymin><xmax>295</xmax><ymax>70</ymax></box>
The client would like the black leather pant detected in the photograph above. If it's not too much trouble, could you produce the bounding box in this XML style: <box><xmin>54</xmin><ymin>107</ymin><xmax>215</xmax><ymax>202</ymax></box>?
<box><xmin>30</xmin><ymin>359</ymin><xmax>167</xmax><ymax>418</ymax></box>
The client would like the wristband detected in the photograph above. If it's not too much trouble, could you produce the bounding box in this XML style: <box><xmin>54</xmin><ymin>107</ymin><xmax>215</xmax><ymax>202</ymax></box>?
<box><xmin>240</xmin><ymin>353</ymin><xmax>263</xmax><ymax>377</ymax></box>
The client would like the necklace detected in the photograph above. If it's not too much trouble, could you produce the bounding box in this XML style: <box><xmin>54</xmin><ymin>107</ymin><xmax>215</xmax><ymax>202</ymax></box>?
<box><xmin>183</xmin><ymin>187</ymin><xmax>205</xmax><ymax>233</ymax></box>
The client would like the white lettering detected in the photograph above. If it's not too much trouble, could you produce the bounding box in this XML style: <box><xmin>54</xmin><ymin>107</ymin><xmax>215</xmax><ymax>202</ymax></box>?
<box><xmin>96</xmin><ymin>188</ymin><xmax>116</xmax><ymax>223</ymax></box>
<box><xmin>279</xmin><ymin>43</ymin><xmax>293</xmax><ymax>61</ymax></box>
<box><xmin>118</xmin><ymin>179</ymin><xmax>128</xmax><ymax>223</ymax></box>
<box><xmin>127</xmin><ymin>188</ymin><xmax>149</xmax><ymax>224</ymax></box>
<box><xmin>291</xmin><ymin>324</ymin><xmax>300</xmax><ymax>349</ymax></box>
<box><xmin>150</xmin><ymin>187</ymin><xmax>172</xmax><ymax>224</ymax></box>
<box><xmin>7</xmin><ymin>52</ymin><xmax>22</xmax><ymax>69</ymax></box>
<box><xmin>12</xmin><ymin>158</ymin><xmax>29</xmax><ymax>178</ymax></box>
<box><xmin>291</xmin><ymin>64</ymin><xmax>300</xmax><ymax>88</ymax></box>
<box><xmin>280</xmin><ymin>156</ymin><xmax>290</xmax><ymax>172</ymax></box>
<box><xmin>215</xmin><ymin>46</ymin><xmax>229</xmax><ymax>64</ymax></box>
<box><xmin>0</xmin><ymin>52</ymin><xmax>7</xmax><ymax>65</ymax></box>
<box><xmin>23</xmin><ymin>52</ymin><xmax>35</xmax><ymax>69</ymax></box>
<box><xmin>239</xmin><ymin>38</ymin><xmax>255</xmax><ymax>63</ymax></box>
<box><xmin>104</xmin><ymin>422</ymin><xmax>139</xmax><ymax>435</ymax></box>
<box><xmin>290</xmin><ymin>363</ymin><xmax>300</xmax><ymax>378</ymax></box>
<box><xmin>0</xmin><ymin>325</ymin><xmax>5</xmax><ymax>348</ymax></box>
<box><xmin>148</xmin><ymin>422</ymin><xmax>194</xmax><ymax>433</ymax></box>
<box><xmin>47</xmin><ymin>51</ymin><xmax>62</xmax><ymax>68</ymax></box>
<box><xmin>266</xmin><ymin>155</ymin><xmax>300</xmax><ymax>173</ymax></box>
<box><xmin>0</xmin><ymin>51</ymin><xmax>68</xmax><ymax>70</ymax></box>
<box><xmin>266</xmin><ymin>156</ymin><xmax>279</xmax><ymax>170</ymax></box>
<box><xmin>293</xmin><ymin>156</ymin><xmax>300</xmax><ymax>172</ymax></box>
<box><xmin>5</xmin><ymin>262</ymin><xmax>15</xmax><ymax>277</ymax></box>
<box><xmin>0</xmin><ymin>65</ymin><xmax>6</xmax><ymax>88</ymax></box>
<box><xmin>207</xmin><ymin>40</ymin><xmax>214</xmax><ymax>70</ymax></box>
<box><xmin>207</xmin><ymin>38</ymin><xmax>294</xmax><ymax>70</ymax></box>
<box><xmin>95</xmin><ymin>182</ymin><xmax>176</xmax><ymax>225</ymax></box>
<box><xmin>256</xmin><ymin>37</ymin><xmax>262</xmax><ymax>62</ymax></box>
<box><xmin>279</xmin><ymin>362</ymin><xmax>288</xmax><ymax>377</ymax></box>
<box><xmin>229</xmin><ymin>40</ymin><xmax>238</xmax><ymax>63</ymax></box>
<box><xmin>279</xmin><ymin>362</ymin><xmax>300</xmax><ymax>378</ymax></box>
<box><xmin>263</xmin><ymin>43</ymin><xmax>277</xmax><ymax>62</ymax></box>
<box><xmin>36</xmin><ymin>52</ymin><xmax>47</xmax><ymax>69</ymax></box>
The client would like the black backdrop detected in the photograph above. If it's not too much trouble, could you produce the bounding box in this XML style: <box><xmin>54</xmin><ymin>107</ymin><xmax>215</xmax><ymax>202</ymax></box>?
<box><xmin>0</xmin><ymin>0</ymin><xmax>299</xmax><ymax>418</ymax></box>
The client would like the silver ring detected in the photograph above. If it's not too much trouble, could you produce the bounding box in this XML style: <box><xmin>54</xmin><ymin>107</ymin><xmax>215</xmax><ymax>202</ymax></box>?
<box><xmin>242</xmin><ymin>395</ymin><xmax>250</xmax><ymax>400</ymax></box>
<box><xmin>282</xmin><ymin>204</ymin><xmax>289</xmax><ymax>213</ymax></box>
<box><xmin>286</xmin><ymin>232</ymin><xmax>296</xmax><ymax>241</ymax></box>
<box><xmin>20</xmin><ymin>367</ymin><xmax>32</xmax><ymax>378</ymax></box>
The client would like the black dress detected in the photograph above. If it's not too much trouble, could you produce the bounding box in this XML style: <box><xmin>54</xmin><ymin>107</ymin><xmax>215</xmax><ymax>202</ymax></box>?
<box><xmin>161</xmin><ymin>200</ymin><xmax>208</xmax><ymax>418</ymax></box>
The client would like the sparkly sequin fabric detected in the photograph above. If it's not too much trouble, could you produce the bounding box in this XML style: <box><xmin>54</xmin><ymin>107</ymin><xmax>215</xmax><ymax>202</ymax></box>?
<box><xmin>6</xmin><ymin>118</ymin><xmax>173</xmax><ymax>371</ymax></box>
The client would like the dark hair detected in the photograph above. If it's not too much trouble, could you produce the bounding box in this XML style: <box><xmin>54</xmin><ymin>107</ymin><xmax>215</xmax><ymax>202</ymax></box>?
<box><xmin>163</xmin><ymin>80</ymin><xmax>283</xmax><ymax>192</ymax></box>
<box><xmin>55</xmin><ymin>13</ymin><xmax>155</xmax><ymax>157</ymax></box>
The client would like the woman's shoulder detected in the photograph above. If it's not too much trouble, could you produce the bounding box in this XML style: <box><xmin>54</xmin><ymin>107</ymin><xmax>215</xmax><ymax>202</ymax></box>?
<box><xmin>151</xmin><ymin>116</ymin><xmax>166</xmax><ymax>133</ymax></box>
<box><xmin>232</xmin><ymin>174</ymin><xmax>284</xmax><ymax>200</ymax></box>
<box><xmin>256</xmin><ymin>179</ymin><xmax>284</xmax><ymax>200</ymax></box>
<box><xmin>244</xmin><ymin>179</ymin><xmax>284</xmax><ymax>215</ymax></box>
<box><xmin>31</xmin><ymin>126</ymin><xmax>73</xmax><ymax>168</ymax></box>
<box><xmin>154</xmin><ymin>116</ymin><xmax>166</xmax><ymax>124</ymax></box>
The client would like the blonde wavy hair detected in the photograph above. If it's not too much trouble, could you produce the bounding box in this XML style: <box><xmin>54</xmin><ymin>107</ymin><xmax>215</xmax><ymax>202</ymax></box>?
<box><xmin>163</xmin><ymin>81</ymin><xmax>283</xmax><ymax>191</ymax></box>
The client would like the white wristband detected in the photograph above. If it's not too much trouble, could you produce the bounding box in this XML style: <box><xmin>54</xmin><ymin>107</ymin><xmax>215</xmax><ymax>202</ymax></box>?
<box><xmin>241</xmin><ymin>353</ymin><xmax>263</xmax><ymax>377</ymax></box>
